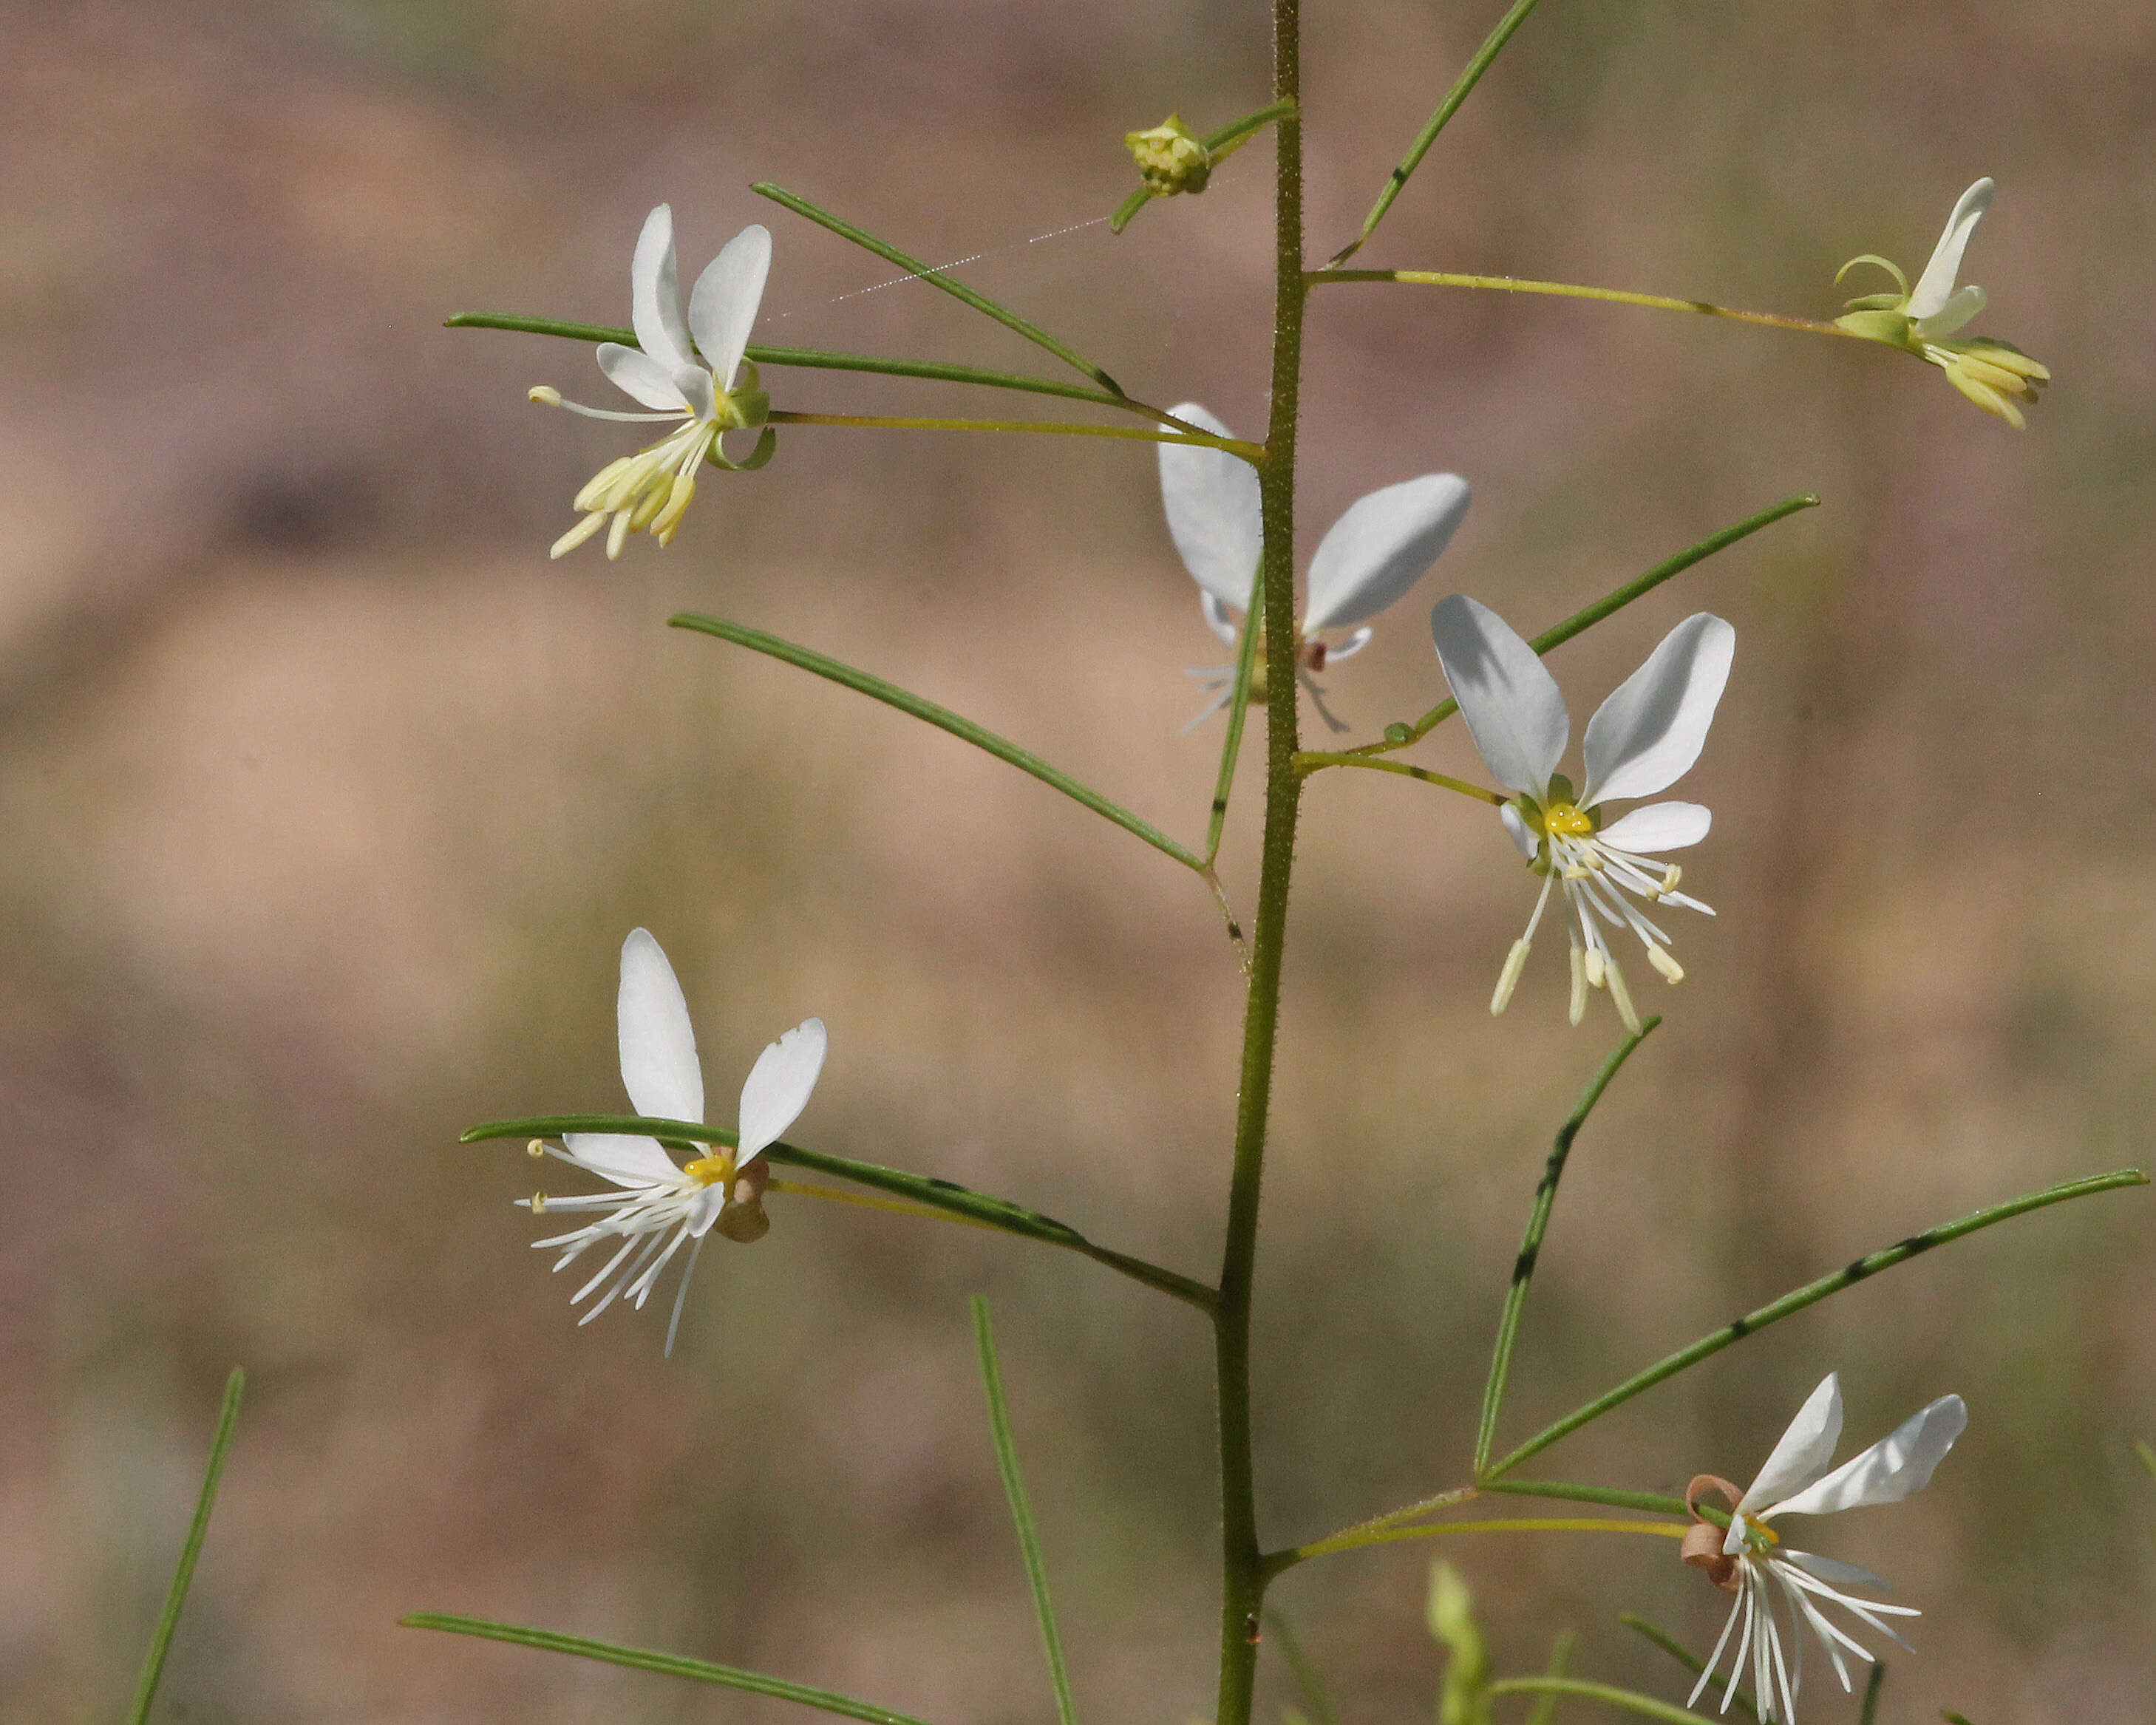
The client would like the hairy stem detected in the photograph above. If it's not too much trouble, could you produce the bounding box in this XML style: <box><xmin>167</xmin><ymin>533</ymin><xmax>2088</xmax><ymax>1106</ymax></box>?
<box><xmin>1310</xmin><ymin>270</ymin><xmax>1852</xmax><ymax>338</ymax></box>
<box><xmin>1213</xmin><ymin>5</ymin><xmax>1304</xmax><ymax>1723</ymax></box>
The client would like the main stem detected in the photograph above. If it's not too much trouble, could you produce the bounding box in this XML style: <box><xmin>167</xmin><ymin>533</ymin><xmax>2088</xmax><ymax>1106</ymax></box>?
<box><xmin>1214</xmin><ymin>4</ymin><xmax>1304</xmax><ymax>1723</ymax></box>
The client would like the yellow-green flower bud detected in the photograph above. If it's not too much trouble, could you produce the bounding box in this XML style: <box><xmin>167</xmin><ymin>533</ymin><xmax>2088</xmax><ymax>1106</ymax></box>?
<box><xmin>1125</xmin><ymin>114</ymin><xmax>1212</xmax><ymax>197</ymax></box>
<box><xmin>1427</xmin><ymin>1561</ymin><xmax>1492</xmax><ymax>1725</ymax></box>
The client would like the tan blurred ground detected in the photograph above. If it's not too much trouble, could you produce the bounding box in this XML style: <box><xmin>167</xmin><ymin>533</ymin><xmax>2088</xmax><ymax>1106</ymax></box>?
<box><xmin>1</xmin><ymin>0</ymin><xmax>2152</xmax><ymax>1721</ymax></box>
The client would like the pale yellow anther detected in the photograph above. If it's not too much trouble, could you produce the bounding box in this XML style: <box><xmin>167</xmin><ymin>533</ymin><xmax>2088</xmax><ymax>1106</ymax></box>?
<box><xmin>529</xmin><ymin>385</ymin><xmax>563</xmax><ymax>406</ymax></box>
<box><xmin>551</xmin><ymin>512</ymin><xmax>608</xmax><ymax>560</ymax></box>
<box><xmin>1568</xmin><ymin>947</ymin><xmax>1589</xmax><ymax>1025</ymax></box>
<box><xmin>526</xmin><ymin>1138</ymin><xmax>548</xmax><ymax>1159</ymax></box>
<box><xmin>1647</xmin><ymin>944</ymin><xmax>1684</xmax><ymax>984</ymax></box>
<box><xmin>531</xmin><ymin>1191</ymin><xmax>547</xmax><ymax>1214</ymax></box>
<box><xmin>1491</xmin><ymin>938</ymin><xmax>1531</xmax><ymax>1017</ymax></box>
<box><xmin>1583</xmin><ymin>948</ymin><xmax>1608</xmax><ymax>989</ymax></box>
<box><xmin>1604</xmin><ymin>955</ymin><xmax>1643</xmax><ymax>1035</ymax></box>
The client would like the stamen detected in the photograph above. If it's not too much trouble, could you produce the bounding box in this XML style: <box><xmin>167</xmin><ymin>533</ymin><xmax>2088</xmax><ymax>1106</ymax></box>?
<box><xmin>1647</xmin><ymin>944</ymin><xmax>1684</xmax><ymax>984</ymax></box>
<box><xmin>551</xmin><ymin>512</ymin><xmax>608</xmax><ymax>559</ymax></box>
<box><xmin>531</xmin><ymin>1191</ymin><xmax>547</xmax><ymax>1214</ymax></box>
<box><xmin>1490</xmin><ymin>938</ymin><xmax>1531</xmax><ymax>1015</ymax></box>
<box><xmin>1604</xmin><ymin>954</ymin><xmax>1643</xmax><ymax>1035</ymax></box>
<box><xmin>526</xmin><ymin>1138</ymin><xmax>547</xmax><ymax>1158</ymax></box>
<box><xmin>1568</xmin><ymin>945</ymin><xmax>1588</xmax><ymax>1025</ymax></box>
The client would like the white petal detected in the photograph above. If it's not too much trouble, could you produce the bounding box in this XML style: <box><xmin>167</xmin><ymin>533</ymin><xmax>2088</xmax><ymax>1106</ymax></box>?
<box><xmin>687</xmin><ymin>223</ymin><xmax>772</xmax><ymax>392</ymax></box>
<box><xmin>1302</xmin><ymin>473</ymin><xmax>1471</xmax><ymax>633</ymax></box>
<box><xmin>1907</xmin><ymin>179</ymin><xmax>1993</xmax><ymax>321</ymax></box>
<box><xmin>1596</xmin><ymin>800</ymin><xmax>1711</xmax><ymax>852</ymax></box>
<box><xmin>1780</xmin><ymin>1549</ymin><xmax>1892</xmax><ymax>1593</ymax></box>
<box><xmin>1159</xmin><ymin>404</ymin><xmax>1263</xmax><ymax>613</ymax></box>
<box><xmin>1764</xmin><ymin>1395</ymin><xmax>1968</xmax><ymax>1520</ymax></box>
<box><xmin>1912</xmin><ymin>284</ymin><xmax>1986</xmax><ymax>341</ymax></box>
<box><xmin>736</xmin><ymin>1016</ymin><xmax>827</xmax><ymax>1162</ymax></box>
<box><xmin>686</xmin><ymin>1183</ymin><xmax>727</xmax><ymax>1237</ymax></box>
<box><xmin>598</xmin><ymin>343</ymin><xmax>691</xmax><ymax>411</ymax></box>
<box><xmin>616</xmin><ymin>928</ymin><xmax>704</xmax><ymax>1123</ymax></box>
<box><xmin>630</xmin><ymin>205</ymin><xmax>695</xmax><ymax>373</ymax></box>
<box><xmin>1499</xmin><ymin>801</ymin><xmax>1537</xmax><ymax>859</ymax></box>
<box><xmin>673</xmin><ymin>362</ymin><xmax>716</xmax><ymax>423</ymax></box>
<box><xmin>1740</xmin><ymin>1375</ymin><xmax>1846</xmax><ymax>1511</ymax></box>
<box><xmin>1429</xmin><ymin>594</ymin><xmax>1568</xmax><ymax>797</ymax></box>
<box><xmin>1580</xmin><ymin>613</ymin><xmax>1735</xmax><ymax>805</ymax></box>
<box><xmin>559</xmin><ymin>1132</ymin><xmax>681</xmax><ymax>1188</ymax></box>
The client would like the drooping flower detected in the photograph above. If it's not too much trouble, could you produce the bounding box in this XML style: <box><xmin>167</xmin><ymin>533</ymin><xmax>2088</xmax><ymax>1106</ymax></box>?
<box><xmin>1681</xmin><ymin>1374</ymin><xmax>1968</xmax><ymax>1724</ymax></box>
<box><xmin>1833</xmin><ymin>178</ymin><xmax>2050</xmax><ymax>429</ymax></box>
<box><xmin>1429</xmin><ymin>595</ymin><xmax>1733</xmax><ymax>1032</ymax></box>
<box><xmin>1159</xmin><ymin>403</ymin><xmax>1470</xmax><ymax>731</ymax></box>
<box><xmin>531</xmin><ymin>205</ymin><xmax>776</xmax><ymax>559</ymax></box>
<box><xmin>520</xmin><ymin>928</ymin><xmax>825</xmax><ymax>1353</ymax></box>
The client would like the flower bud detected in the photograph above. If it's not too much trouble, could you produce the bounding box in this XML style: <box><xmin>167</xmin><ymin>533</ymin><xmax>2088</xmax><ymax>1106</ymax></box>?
<box><xmin>1125</xmin><ymin>114</ymin><xmax>1211</xmax><ymax>197</ymax></box>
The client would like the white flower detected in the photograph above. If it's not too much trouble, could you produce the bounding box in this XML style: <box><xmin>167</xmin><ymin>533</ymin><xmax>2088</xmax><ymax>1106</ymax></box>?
<box><xmin>520</xmin><ymin>928</ymin><xmax>826</xmax><ymax>1353</ymax></box>
<box><xmin>532</xmin><ymin>205</ymin><xmax>775</xmax><ymax>559</ymax></box>
<box><xmin>1684</xmin><ymin>1374</ymin><xmax>1968</xmax><ymax>1724</ymax></box>
<box><xmin>1833</xmin><ymin>179</ymin><xmax>2050</xmax><ymax>429</ymax></box>
<box><xmin>1429</xmin><ymin>595</ymin><xmax>1733</xmax><ymax>1032</ymax></box>
<box><xmin>1158</xmin><ymin>403</ymin><xmax>1470</xmax><ymax>731</ymax></box>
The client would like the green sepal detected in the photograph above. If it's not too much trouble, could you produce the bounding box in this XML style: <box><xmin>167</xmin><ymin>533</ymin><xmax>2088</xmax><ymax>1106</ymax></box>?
<box><xmin>1543</xmin><ymin>773</ymin><xmax>1574</xmax><ymax>805</ymax></box>
<box><xmin>1834</xmin><ymin>253</ymin><xmax>1909</xmax><ymax>296</ymax></box>
<box><xmin>1839</xmin><ymin>291</ymin><xmax>1906</xmax><ymax>313</ymax></box>
<box><xmin>1834</xmin><ymin>308</ymin><xmax>1920</xmax><ymax>349</ymax></box>
<box><xmin>708</xmin><ymin>426</ymin><xmax>778</xmax><ymax>472</ymax></box>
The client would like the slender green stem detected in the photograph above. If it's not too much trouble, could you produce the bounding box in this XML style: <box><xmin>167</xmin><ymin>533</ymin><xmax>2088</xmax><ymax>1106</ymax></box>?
<box><xmin>463</xmin><ymin>1115</ymin><xmax>1217</xmax><ymax>1314</ymax></box>
<box><xmin>971</xmin><ymin>1299</ymin><xmax>1078</xmax><ymax>1725</ymax></box>
<box><xmin>1293</xmin><ymin>751</ymin><xmax>1504</xmax><ymax>803</ymax></box>
<box><xmin>1205</xmin><ymin>570</ymin><xmax>1267</xmax><ymax>865</ymax></box>
<box><xmin>126</xmin><ymin>1368</ymin><xmax>245</xmax><ymax>1725</ymax></box>
<box><xmin>1618</xmin><ymin>1617</ymin><xmax>1760</xmax><ymax>1725</ymax></box>
<box><xmin>1481</xmin><ymin>1168</ymin><xmax>2149</xmax><ymax>1479</ymax></box>
<box><xmin>765</xmin><ymin>409</ymin><xmax>1259</xmax><ymax>457</ymax></box>
<box><xmin>752</xmin><ymin>183</ymin><xmax>1126</xmax><ymax>395</ymax></box>
<box><xmin>1487</xmin><ymin>1678</ymin><xmax>1717</xmax><ymax>1724</ymax></box>
<box><xmin>667</xmin><ymin>612</ymin><xmax>1206</xmax><ymax>873</ymax></box>
<box><xmin>1213</xmin><ymin>6</ymin><xmax>1305</xmax><ymax>1722</ymax></box>
<box><xmin>1323</xmin><ymin>0</ymin><xmax>1546</xmax><ymax>267</ymax></box>
<box><xmin>1264</xmin><ymin>1612</ymin><xmax>1339</xmax><ymax>1725</ymax></box>
<box><xmin>1476</xmin><ymin>1023</ymin><xmax>1660</xmax><ymax>1473</ymax></box>
<box><xmin>1287</xmin><ymin>1517</ymin><xmax>1679</xmax><ymax>1565</ymax></box>
<box><xmin>1364</xmin><ymin>495</ymin><xmax>1818</xmax><ymax>755</ymax></box>
<box><xmin>1480</xmin><ymin>1480</ymin><xmax>1691</xmax><ymax>1518</ymax></box>
<box><xmin>1310</xmin><ymin>271</ymin><xmax>1853</xmax><ymax>339</ymax></box>
<box><xmin>402</xmin><ymin>1616</ymin><xmax>940</xmax><ymax>1725</ymax></box>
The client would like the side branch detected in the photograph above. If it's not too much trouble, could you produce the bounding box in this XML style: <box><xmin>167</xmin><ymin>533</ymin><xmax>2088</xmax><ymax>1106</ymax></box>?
<box><xmin>1309</xmin><ymin>271</ymin><xmax>1852</xmax><ymax>339</ymax></box>
<box><xmin>669</xmin><ymin>613</ymin><xmax>1208</xmax><ymax>872</ymax></box>
<box><xmin>463</xmin><ymin>1115</ymin><xmax>1217</xmax><ymax>1314</ymax></box>
<box><xmin>1480</xmin><ymin>1166</ymin><xmax>2149</xmax><ymax>1479</ymax></box>
<box><xmin>766</xmin><ymin>411</ymin><xmax>1261</xmax><ymax>457</ymax></box>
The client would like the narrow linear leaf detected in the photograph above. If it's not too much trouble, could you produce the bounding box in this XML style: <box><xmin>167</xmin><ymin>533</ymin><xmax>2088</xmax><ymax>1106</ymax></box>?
<box><xmin>1481</xmin><ymin>1480</ymin><xmax>1690</xmax><ymax>1518</ymax></box>
<box><xmin>127</xmin><ymin>1368</ymin><xmax>245</xmax><ymax>1725</ymax></box>
<box><xmin>445</xmin><ymin>313</ymin><xmax>1150</xmax><ymax>412</ymax></box>
<box><xmin>1205</xmin><ymin>566</ymin><xmax>1266</xmax><ymax>864</ymax></box>
<box><xmin>460</xmin><ymin>1114</ymin><xmax>1216</xmax><ymax>1313</ymax></box>
<box><xmin>1481</xmin><ymin>1168</ymin><xmax>2148</xmax><ymax>1479</ymax></box>
<box><xmin>752</xmin><ymin>183</ymin><xmax>1123</xmax><ymax>395</ymax></box>
<box><xmin>670</xmin><ymin>611</ymin><xmax>1204</xmax><ymax>871</ymax></box>
<box><xmin>1476</xmin><ymin>1022</ymin><xmax>1660</xmax><ymax>1473</ymax></box>
<box><xmin>1618</xmin><ymin>1615</ymin><xmax>1759</xmax><ymax>1725</ymax></box>
<box><xmin>1859</xmin><ymin>1664</ymin><xmax>1886</xmax><ymax>1725</ymax></box>
<box><xmin>971</xmin><ymin>1298</ymin><xmax>1078</xmax><ymax>1725</ymax></box>
<box><xmin>1526</xmin><ymin>1631</ymin><xmax>1578</xmax><ymax>1725</ymax></box>
<box><xmin>1487</xmin><ymin>1678</ymin><xmax>1717</xmax><ymax>1724</ymax></box>
<box><xmin>1376</xmin><ymin>495</ymin><xmax>1818</xmax><ymax>752</ymax></box>
<box><xmin>1264</xmin><ymin>1611</ymin><xmax>1339</xmax><ymax>1725</ymax></box>
<box><xmin>1325</xmin><ymin>0</ymin><xmax>1545</xmax><ymax>267</ymax></box>
<box><xmin>401</xmin><ymin>1615</ymin><xmax>939</xmax><ymax>1725</ymax></box>
<box><xmin>1940</xmin><ymin>1712</ymin><xmax>1975</xmax><ymax>1725</ymax></box>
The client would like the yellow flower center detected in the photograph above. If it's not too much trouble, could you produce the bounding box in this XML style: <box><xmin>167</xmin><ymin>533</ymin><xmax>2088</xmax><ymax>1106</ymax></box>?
<box><xmin>1543</xmin><ymin>800</ymin><xmax>1594</xmax><ymax>838</ymax></box>
<box><xmin>684</xmin><ymin>1150</ymin><xmax>738</xmax><ymax>1188</ymax></box>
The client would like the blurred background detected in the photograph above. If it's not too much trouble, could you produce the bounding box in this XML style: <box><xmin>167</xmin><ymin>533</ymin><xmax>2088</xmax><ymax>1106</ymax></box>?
<box><xmin>2</xmin><ymin>0</ymin><xmax>2152</xmax><ymax>1719</ymax></box>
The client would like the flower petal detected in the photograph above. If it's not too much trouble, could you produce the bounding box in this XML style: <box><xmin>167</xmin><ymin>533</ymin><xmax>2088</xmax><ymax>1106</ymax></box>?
<box><xmin>560</xmin><ymin>1132</ymin><xmax>681</xmax><ymax>1188</ymax></box>
<box><xmin>1580</xmin><ymin>613</ymin><xmax>1735</xmax><ymax>806</ymax></box>
<box><xmin>1596</xmin><ymin>800</ymin><xmax>1711</xmax><ymax>852</ymax></box>
<box><xmin>1303</xmin><ymin>473</ymin><xmax>1471</xmax><ymax>633</ymax></box>
<box><xmin>1913</xmin><ymin>283</ymin><xmax>1986</xmax><ymax>341</ymax></box>
<box><xmin>1764</xmin><ymin>1395</ymin><xmax>1968</xmax><ymax>1520</ymax></box>
<box><xmin>1740</xmin><ymin>1374</ymin><xmax>1846</xmax><ymax>1512</ymax></box>
<box><xmin>599</xmin><ymin>343</ymin><xmax>691</xmax><ymax>411</ymax></box>
<box><xmin>1779</xmin><ymin>1549</ymin><xmax>1892</xmax><ymax>1593</ymax></box>
<box><xmin>673</xmin><ymin>362</ymin><xmax>716</xmax><ymax>423</ymax></box>
<box><xmin>1907</xmin><ymin>178</ymin><xmax>1993</xmax><ymax>322</ymax></box>
<box><xmin>1429</xmin><ymin>594</ymin><xmax>1568</xmax><ymax>796</ymax></box>
<box><xmin>630</xmin><ymin>205</ymin><xmax>696</xmax><ymax>373</ymax></box>
<box><xmin>687</xmin><ymin>223</ymin><xmax>772</xmax><ymax>392</ymax></box>
<box><xmin>1499</xmin><ymin>801</ymin><xmax>1537</xmax><ymax>859</ymax></box>
<box><xmin>1159</xmin><ymin>404</ymin><xmax>1263</xmax><ymax>613</ymax></box>
<box><xmin>737</xmin><ymin>1016</ymin><xmax>828</xmax><ymax>1162</ymax></box>
<box><xmin>617</xmin><ymin>928</ymin><xmax>704</xmax><ymax>1124</ymax></box>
